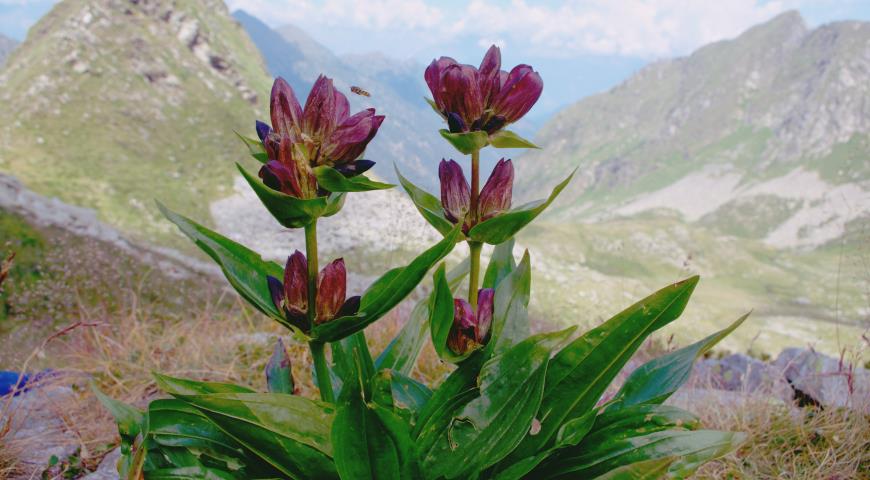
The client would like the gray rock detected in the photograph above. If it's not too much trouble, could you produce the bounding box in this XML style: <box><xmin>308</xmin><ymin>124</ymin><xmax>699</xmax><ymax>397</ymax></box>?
<box><xmin>81</xmin><ymin>447</ymin><xmax>120</xmax><ymax>480</ymax></box>
<box><xmin>773</xmin><ymin>347</ymin><xmax>870</xmax><ymax>412</ymax></box>
<box><xmin>694</xmin><ymin>353</ymin><xmax>793</xmax><ymax>402</ymax></box>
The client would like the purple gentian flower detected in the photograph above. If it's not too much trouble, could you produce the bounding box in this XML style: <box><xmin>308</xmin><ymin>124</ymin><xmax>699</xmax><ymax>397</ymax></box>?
<box><xmin>257</xmin><ymin>76</ymin><xmax>385</xmax><ymax>198</ymax></box>
<box><xmin>447</xmin><ymin>288</ymin><xmax>495</xmax><ymax>355</ymax></box>
<box><xmin>438</xmin><ymin>158</ymin><xmax>514</xmax><ymax>232</ymax></box>
<box><xmin>425</xmin><ymin>45</ymin><xmax>542</xmax><ymax>134</ymax></box>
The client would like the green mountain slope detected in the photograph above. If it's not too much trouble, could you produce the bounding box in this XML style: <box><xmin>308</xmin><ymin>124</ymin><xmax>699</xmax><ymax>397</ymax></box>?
<box><xmin>0</xmin><ymin>33</ymin><xmax>16</xmax><ymax>67</ymax></box>
<box><xmin>0</xmin><ymin>0</ymin><xmax>271</xmax><ymax>245</ymax></box>
<box><xmin>514</xmin><ymin>11</ymin><xmax>869</xmax><ymax>353</ymax></box>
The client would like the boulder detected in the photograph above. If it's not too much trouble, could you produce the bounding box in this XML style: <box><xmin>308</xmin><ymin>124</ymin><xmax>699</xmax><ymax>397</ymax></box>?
<box><xmin>773</xmin><ymin>348</ymin><xmax>869</xmax><ymax>412</ymax></box>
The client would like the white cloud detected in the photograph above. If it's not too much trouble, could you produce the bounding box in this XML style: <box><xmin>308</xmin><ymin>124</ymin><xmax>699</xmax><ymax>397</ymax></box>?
<box><xmin>227</xmin><ymin>0</ymin><xmax>806</xmax><ymax>58</ymax></box>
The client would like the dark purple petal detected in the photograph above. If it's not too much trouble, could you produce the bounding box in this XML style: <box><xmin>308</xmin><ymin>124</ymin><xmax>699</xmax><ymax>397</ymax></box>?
<box><xmin>315</xmin><ymin>258</ymin><xmax>347</xmax><ymax>324</ymax></box>
<box><xmin>482</xmin><ymin>115</ymin><xmax>506</xmax><ymax>134</ymax></box>
<box><xmin>478</xmin><ymin>45</ymin><xmax>502</xmax><ymax>104</ymax></box>
<box><xmin>478</xmin><ymin>159</ymin><xmax>514</xmax><ymax>221</ymax></box>
<box><xmin>447</xmin><ymin>298</ymin><xmax>477</xmax><ymax>355</ymax></box>
<box><xmin>267</xmin><ymin>275</ymin><xmax>285</xmax><ymax>312</ymax></box>
<box><xmin>324</xmin><ymin>108</ymin><xmax>376</xmax><ymax>163</ymax></box>
<box><xmin>336</xmin><ymin>160</ymin><xmax>375</xmax><ymax>177</ymax></box>
<box><xmin>303</xmin><ymin>75</ymin><xmax>339</xmax><ymax>139</ymax></box>
<box><xmin>447</xmin><ymin>111</ymin><xmax>467</xmax><ymax>133</ymax></box>
<box><xmin>336</xmin><ymin>295</ymin><xmax>361</xmax><ymax>317</ymax></box>
<box><xmin>441</xmin><ymin>64</ymin><xmax>483</xmax><ymax>127</ymax></box>
<box><xmin>491</xmin><ymin>65</ymin><xmax>543</xmax><ymax>123</ymax></box>
<box><xmin>284</xmin><ymin>251</ymin><xmax>308</xmax><ymax>317</ymax></box>
<box><xmin>425</xmin><ymin>56</ymin><xmax>458</xmax><ymax>111</ymax></box>
<box><xmin>439</xmin><ymin>159</ymin><xmax>470</xmax><ymax>225</ymax></box>
<box><xmin>259</xmin><ymin>160</ymin><xmax>304</xmax><ymax>198</ymax></box>
<box><xmin>256</xmin><ymin>120</ymin><xmax>272</xmax><ymax>142</ymax></box>
<box><xmin>475</xmin><ymin>288</ymin><xmax>495</xmax><ymax>343</ymax></box>
<box><xmin>270</xmin><ymin>77</ymin><xmax>303</xmax><ymax>137</ymax></box>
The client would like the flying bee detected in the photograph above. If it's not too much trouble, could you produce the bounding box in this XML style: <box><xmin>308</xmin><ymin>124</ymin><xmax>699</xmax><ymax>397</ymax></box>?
<box><xmin>350</xmin><ymin>86</ymin><xmax>371</xmax><ymax>97</ymax></box>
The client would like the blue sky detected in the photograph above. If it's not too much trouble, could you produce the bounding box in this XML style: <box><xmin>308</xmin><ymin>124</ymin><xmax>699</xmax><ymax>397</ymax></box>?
<box><xmin>4</xmin><ymin>0</ymin><xmax>870</xmax><ymax>120</ymax></box>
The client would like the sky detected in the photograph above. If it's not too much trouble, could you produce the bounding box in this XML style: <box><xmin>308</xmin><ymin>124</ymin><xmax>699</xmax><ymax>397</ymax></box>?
<box><xmin>3</xmin><ymin>0</ymin><xmax>870</xmax><ymax>120</ymax></box>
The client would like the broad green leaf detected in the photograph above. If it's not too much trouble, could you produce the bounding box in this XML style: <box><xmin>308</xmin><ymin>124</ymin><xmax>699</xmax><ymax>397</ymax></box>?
<box><xmin>331</xmin><ymin>332</ymin><xmax>375</xmax><ymax>398</ymax></box>
<box><xmin>590</xmin><ymin>457</ymin><xmax>676</xmax><ymax>480</ymax></box>
<box><xmin>376</xmin><ymin>259</ymin><xmax>470</xmax><ymax>375</ymax></box>
<box><xmin>482</xmin><ymin>237</ymin><xmax>517</xmax><ymax>289</ymax></box>
<box><xmin>540</xmin><ymin>429</ymin><xmax>745</xmax><ymax>479</ymax></box>
<box><xmin>234</xmin><ymin>131</ymin><xmax>268</xmax><ymax>163</ymax></box>
<box><xmin>158</xmin><ymin>204</ymin><xmax>286</xmax><ymax>325</ymax></box>
<box><xmin>412</xmin><ymin>353</ymin><xmax>485</xmax><ymax>439</ymax></box>
<box><xmin>418</xmin><ymin>328</ymin><xmax>575</xmax><ymax>479</ymax></box>
<box><xmin>583</xmin><ymin>404</ymin><xmax>701</xmax><ymax>446</ymax></box>
<box><xmin>388</xmin><ymin>371</ymin><xmax>432</xmax><ymax>414</ymax></box>
<box><xmin>395</xmin><ymin>166</ymin><xmax>456</xmax><ymax>237</ymax></box>
<box><xmin>468</xmin><ymin>170</ymin><xmax>575</xmax><ymax>244</ymax></box>
<box><xmin>313</xmin><ymin>165</ymin><xmax>394</xmax><ymax>192</ymax></box>
<box><xmin>311</xmin><ymin>226</ymin><xmax>460</xmax><ymax>342</ymax></box>
<box><xmin>332</xmin><ymin>374</ymin><xmax>418</xmax><ymax>479</ymax></box>
<box><xmin>154</xmin><ymin>373</ymin><xmax>256</xmax><ymax>396</ymax></box>
<box><xmin>265</xmin><ymin>340</ymin><xmax>295</xmax><ymax>395</ymax></box>
<box><xmin>486</xmin><ymin>250</ymin><xmax>531</xmax><ymax>355</ymax></box>
<box><xmin>176</xmin><ymin>393</ymin><xmax>338</xmax><ymax>479</ymax></box>
<box><xmin>238</xmin><ymin>164</ymin><xmax>345</xmax><ymax>229</ymax></box>
<box><xmin>510</xmin><ymin>276</ymin><xmax>700</xmax><ymax>459</ymax></box>
<box><xmin>439</xmin><ymin>129</ymin><xmax>489</xmax><ymax>155</ymax></box>
<box><xmin>146</xmin><ymin>465</ymin><xmax>237</xmax><ymax>480</ymax></box>
<box><xmin>608</xmin><ymin>313</ymin><xmax>749</xmax><ymax>410</ymax></box>
<box><xmin>489</xmin><ymin>129</ymin><xmax>540</xmax><ymax>149</ymax></box>
<box><xmin>429</xmin><ymin>263</ymin><xmax>468</xmax><ymax>363</ymax></box>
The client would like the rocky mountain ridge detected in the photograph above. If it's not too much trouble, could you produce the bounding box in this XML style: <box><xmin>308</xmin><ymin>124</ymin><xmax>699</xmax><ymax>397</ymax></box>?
<box><xmin>0</xmin><ymin>33</ymin><xmax>17</xmax><ymax>66</ymax></box>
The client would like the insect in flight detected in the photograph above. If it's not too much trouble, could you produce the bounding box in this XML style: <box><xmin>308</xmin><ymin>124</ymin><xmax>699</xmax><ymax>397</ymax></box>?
<box><xmin>350</xmin><ymin>86</ymin><xmax>371</xmax><ymax>97</ymax></box>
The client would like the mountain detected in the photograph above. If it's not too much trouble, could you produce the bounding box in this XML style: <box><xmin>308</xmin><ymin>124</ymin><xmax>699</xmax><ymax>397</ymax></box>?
<box><xmin>0</xmin><ymin>0</ymin><xmax>272</xmax><ymax>245</ymax></box>
<box><xmin>0</xmin><ymin>33</ymin><xmax>17</xmax><ymax>67</ymax></box>
<box><xmin>512</xmin><ymin>11</ymin><xmax>869</xmax><ymax>353</ymax></box>
<box><xmin>519</xmin><ymin>11</ymin><xmax>869</xmax><ymax>250</ymax></box>
<box><xmin>233</xmin><ymin>10</ymin><xmax>500</xmax><ymax>187</ymax></box>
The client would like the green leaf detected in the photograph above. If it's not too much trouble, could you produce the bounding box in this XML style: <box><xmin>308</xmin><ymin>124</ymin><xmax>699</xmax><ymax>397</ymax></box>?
<box><xmin>146</xmin><ymin>465</ymin><xmax>237</xmax><ymax>480</ymax></box>
<box><xmin>395</xmin><ymin>166</ymin><xmax>457</xmax><ymax>237</ymax></box>
<box><xmin>313</xmin><ymin>165</ymin><xmax>394</xmax><ymax>192</ymax></box>
<box><xmin>489</xmin><ymin>130</ymin><xmax>540</xmax><ymax>149</ymax></box>
<box><xmin>468</xmin><ymin>169</ymin><xmax>575</xmax><ymax>244</ymax></box>
<box><xmin>93</xmin><ymin>386</ymin><xmax>145</xmax><ymax>450</ymax></box>
<box><xmin>331</xmin><ymin>332</ymin><xmax>375</xmax><ymax>398</ymax></box>
<box><xmin>388</xmin><ymin>371</ymin><xmax>433</xmax><ymax>414</ymax></box>
<box><xmin>540</xmin><ymin>429</ymin><xmax>745</xmax><ymax>479</ymax></box>
<box><xmin>439</xmin><ymin>129</ymin><xmax>489</xmax><ymax>155</ymax></box>
<box><xmin>311</xmin><ymin>226</ymin><xmax>460</xmax><ymax>342</ymax></box>
<box><xmin>238</xmin><ymin>163</ymin><xmax>345</xmax><ymax>229</ymax></box>
<box><xmin>332</xmin><ymin>381</ymin><xmax>418</xmax><ymax>480</ymax></box>
<box><xmin>482</xmin><ymin>237</ymin><xmax>517</xmax><ymax>289</ymax></box>
<box><xmin>376</xmin><ymin>259</ymin><xmax>470</xmax><ymax>375</ymax></box>
<box><xmin>175</xmin><ymin>393</ymin><xmax>338</xmax><ymax>479</ymax></box>
<box><xmin>590</xmin><ymin>457</ymin><xmax>677</xmax><ymax>480</ymax></box>
<box><xmin>418</xmin><ymin>328</ymin><xmax>575</xmax><ymax>479</ymax></box>
<box><xmin>154</xmin><ymin>373</ymin><xmax>256</xmax><ymax>396</ymax></box>
<box><xmin>510</xmin><ymin>276</ymin><xmax>700</xmax><ymax>460</ymax></box>
<box><xmin>234</xmin><ymin>131</ymin><xmax>268</xmax><ymax>163</ymax></box>
<box><xmin>158</xmin><ymin>203</ymin><xmax>286</xmax><ymax>325</ymax></box>
<box><xmin>412</xmin><ymin>354</ymin><xmax>485</xmax><ymax>440</ymax></box>
<box><xmin>429</xmin><ymin>263</ymin><xmax>468</xmax><ymax>363</ymax></box>
<box><xmin>608</xmin><ymin>313</ymin><xmax>749</xmax><ymax>410</ymax></box>
<box><xmin>486</xmin><ymin>250</ymin><xmax>531</xmax><ymax>355</ymax></box>
<box><xmin>424</xmin><ymin>97</ymin><xmax>446</xmax><ymax>119</ymax></box>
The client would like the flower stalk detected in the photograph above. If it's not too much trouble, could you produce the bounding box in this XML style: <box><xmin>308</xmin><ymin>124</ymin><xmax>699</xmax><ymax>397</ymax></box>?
<box><xmin>468</xmin><ymin>148</ymin><xmax>482</xmax><ymax>308</ymax></box>
<box><xmin>304</xmin><ymin>221</ymin><xmax>334</xmax><ymax>403</ymax></box>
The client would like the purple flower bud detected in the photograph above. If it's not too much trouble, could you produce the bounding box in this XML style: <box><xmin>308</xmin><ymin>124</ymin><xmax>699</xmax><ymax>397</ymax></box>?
<box><xmin>438</xmin><ymin>159</ymin><xmax>471</xmax><ymax>229</ymax></box>
<box><xmin>270</xmin><ymin>77</ymin><xmax>303</xmax><ymax>137</ymax></box>
<box><xmin>255</xmin><ymin>120</ymin><xmax>272</xmax><ymax>142</ymax></box>
<box><xmin>478</xmin><ymin>45</ymin><xmax>502</xmax><ymax>105</ymax></box>
<box><xmin>303</xmin><ymin>75</ymin><xmax>344</xmax><ymax>141</ymax></box>
<box><xmin>491</xmin><ymin>65</ymin><xmax>543</xmax><ymax>124</ymax></box>
<box><xmin>441</xmin><ymin>64</ymin><xmax>484</xmax><ymax>130</ymax></box>
<box><xmin>336</xmin><ymin>160</ymin><xmax>375</xmax><ymax>178</ymax></box>
<box><xmin>478</xmin><ymin>159</ymin><xmax>514</xmax><ymax>221</ymax></box>
<box><xmin>265</xmin><ymin>338</ymin><xmax>296</xmax><ymax>394</ymax></box>
<box><xmin>447</xmin><ymin>289</ymin><xmax>495</xmax><ymax>355</ymax></box>
<box><xmin>284</xmin><ymin>251</ymin><xmax>308</xmax><ymax>318</ymax></box>
<box><xmin>315</xmin><ymin>258</ymin><xmax>347</xmax><ymax>324</ymax></box>
<box><xmin>425</xmin><ymin>56</ymin><xmax>459</xmax><ymax>112</ymax></box>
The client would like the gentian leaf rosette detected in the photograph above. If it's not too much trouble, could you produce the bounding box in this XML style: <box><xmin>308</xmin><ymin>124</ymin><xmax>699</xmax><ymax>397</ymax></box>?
<box><xmin>397</xmin><ymin>159</ymin><xmax>575</xmax><ymax>244</ymax></box>
<box><xmin>425</xmin><ymin>45</ymin><xmax>542</xmax><ymax>153</ymax></box>
<box><xmin>240</xmin><ymin>76</ymin><xmax>392</xmax><ymax>228</ymax></box>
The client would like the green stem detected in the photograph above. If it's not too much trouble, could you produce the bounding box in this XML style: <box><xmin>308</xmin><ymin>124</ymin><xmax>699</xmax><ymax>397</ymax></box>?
<box><xmin>304</xmin><ymin>222</ymin><xmax>334</xmax><ymax>403</ymax></box>
<box><xmin>468</xmin><ymin>148</ymin><xmax>482</xmax><ymax>308</ymax></box>
<box><xmin>309</xmin><ymin>341</ymin><xmax>334</xmax><ymax>403</ymax></box>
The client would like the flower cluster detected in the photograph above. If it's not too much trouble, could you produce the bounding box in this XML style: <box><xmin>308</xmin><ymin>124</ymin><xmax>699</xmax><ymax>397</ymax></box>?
<box><xmin>439</xmin><ymin>158</ymin><xmax>514</xmax><ymax>233</ymax></box>
<box><xmin>267</xmin><ymin>251</ymin><xmax>359</xmax><ymax>332</ymax></box>
<box><xmin>447</xmin><ymin>288</ymin><xmax>494</xmax><ymax>355</ymax></box>
<box><xmin>425</xmin><ymin>45</ymin><xmax>543</xmax><ymax>134</ymax></box>
<box><xmin>257</xmin><ymin>76</ymin><xmax>384</xmax><ymax>198</ymax></box>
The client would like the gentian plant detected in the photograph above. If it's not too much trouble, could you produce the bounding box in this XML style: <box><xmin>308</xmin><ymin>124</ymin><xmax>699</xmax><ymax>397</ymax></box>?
<box><xmin>98</xmin><ymin>46</ymin><xmax>748</xmax><ymax>480</ymax></box>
